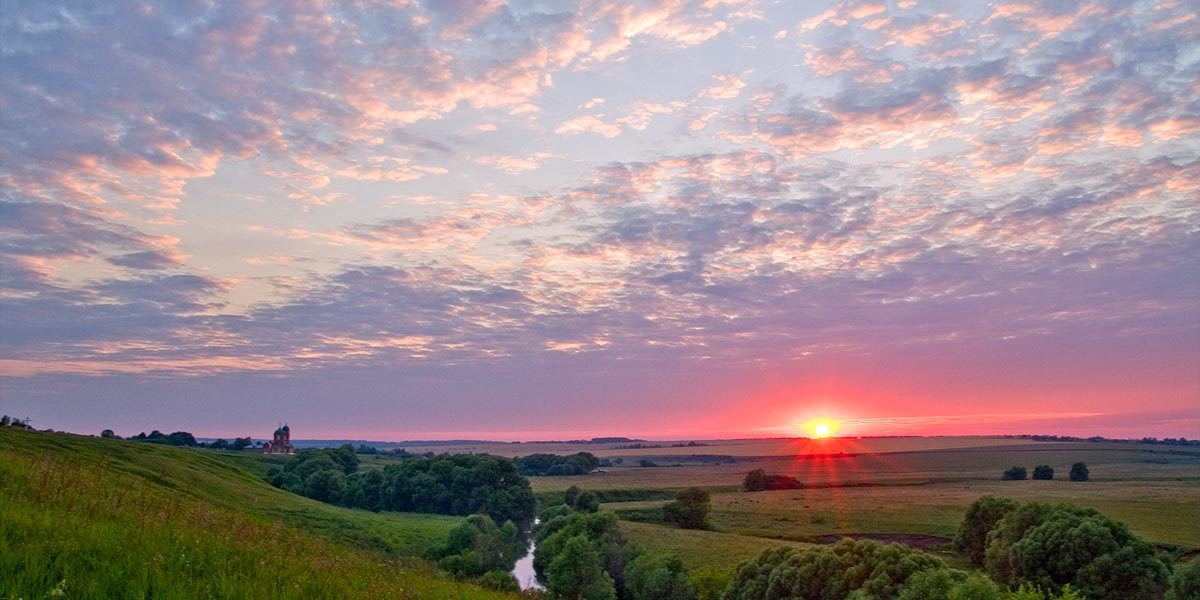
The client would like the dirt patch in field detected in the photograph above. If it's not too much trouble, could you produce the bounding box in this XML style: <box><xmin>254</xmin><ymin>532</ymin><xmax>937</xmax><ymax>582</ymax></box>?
<box><xmin>815</xmin><ymin>533</ymin><xmax>951</xmax><ymax>550</ymax></box>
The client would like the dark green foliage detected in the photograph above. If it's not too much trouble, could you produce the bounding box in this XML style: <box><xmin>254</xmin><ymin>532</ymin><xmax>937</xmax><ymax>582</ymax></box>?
<box><xmin>129</xmin><ymin>430</ymin><xmax>198</xmax><ymax>446</ymax></box>
<box><xmin>1069</xmin><ymin>462</ymin><xmax>1089</xmax><ymax>482</ymax></box>
<box><xmin>574</xmin><ymin>490</ymin><xmax>600</xmax><ymax>513</ymax></box>
<box><xmin>303</xmin><ymin>468</ymin><xmax>345</xmax><ymax>504</ymax></box>
<box><xmin>1002</xmin><ymin>466</ymin><xmax>1027</xmax><ymax>480</ymax></box>
<box><xmin>0</xmin><ymin>416</ymin><xmax>30</xmax><ymax>429</ymax></box>
<box><xmin>1032</xmin><ymin>465</ymin><xmax>1054</xmax><ymax>480</ymax></box>
<box><xmin>534</xmin><ymin>511</ymin><xmax>630</xmax><ymax>596</ymax></box>
<box><xmin>100</xmin><ymin>429</ymin><xmax>118</xmax><ymax>439</ymax></box>
<box><xmin>662</xmin><ymin>487</ymin><xmax>710</xmax><ymax>530</ymax></box>
<box><xmin>269</xmin><ymin>450</ymin><xmax>536</xmax><ymax>523</ymax></box>
<box><xmin>546</xmin><ymin>535</ymin><xmax>617</xmax><ymax>600</ymax></box>
<box><xmin>625</xmin><ymin>552</ymin><xmax>697</xmax><ymax>600</ymax></box>
<box><xmin>984</xmin><ymin>501</ymin><xmax>1168</xmax><ymax>600</ymax></box>
<box><xmin>721</xmin><ymin>539</ymin><xmax>944</xmax><ymax>600</ymax></box>
<box><xmin>896</xmin><ymin>569</ymin><xmax>1003</xmax><ymax>600</ymax></box>
<box><xmin>1167</xmin><ymin>558</ymin><xmax>1200</xmax><ymax>600</ymax></box>
<box><xmin>742</xmin><ymin>468</ymin><xmax>802</xmax><ymax>492</ymax></box>
<box><xmin>433</xmin><ymin>514</ymin><xmax>524</xmax><ymax>578</ymax></box>
<box><xmin>954</xmin><ymin>496</ymin><xmax>1018</xmax><ymax>565</ymax></box>
<box><xmin>515</xmin><ymin>452</ymin><xmax>600</xmax><ymax>476</ymax></box>
<box><xmin>475</xmin><ymin>570</ymin><xmax>520</xmax><ymax>593</ymax></box>
<box><xmin>208</xmin><ymin>438</ymin><xmax>229</xmax><ymax>449</ymax></box>
<box><xmin>231</xmin><ymin>436</ymin><xmax>252</xmax><ymax>451</ymax></box>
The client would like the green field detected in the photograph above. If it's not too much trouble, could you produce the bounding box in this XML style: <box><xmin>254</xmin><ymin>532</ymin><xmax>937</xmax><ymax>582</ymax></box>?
<box><xmin>527</xmin><ymin>436</ymin><xmax>1200</xmax><ymax>586</ymax></box>
<box><xmin>0</xmin><ymin>427</ymin><xmax>516</xmax><ymax>600</ymax></box>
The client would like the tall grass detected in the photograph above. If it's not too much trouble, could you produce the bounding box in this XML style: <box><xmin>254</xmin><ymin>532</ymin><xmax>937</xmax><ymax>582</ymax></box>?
<box><xmin>0</xmin><ymin>428</ymin><xmax>515</xmax><ymax>600</ymax></box>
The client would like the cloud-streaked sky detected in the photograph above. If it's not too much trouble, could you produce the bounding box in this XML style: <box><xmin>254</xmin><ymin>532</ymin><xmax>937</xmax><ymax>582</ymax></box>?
<box><xmin>2</xmin><ymin>0</ymin><xmax>1197</xmax><ymax>440</ymax></box>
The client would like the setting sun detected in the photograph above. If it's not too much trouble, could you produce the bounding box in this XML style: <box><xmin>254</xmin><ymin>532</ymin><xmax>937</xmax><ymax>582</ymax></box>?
<box><xmin>804</xmin><ymin>418</ymin><xmax>838</xmax><ymax>439</ymax></box>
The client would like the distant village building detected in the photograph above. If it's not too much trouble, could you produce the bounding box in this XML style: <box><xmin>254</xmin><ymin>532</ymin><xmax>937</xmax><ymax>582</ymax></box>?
<box><xmin>262</xmin><ymin>424</ymin><xmax>294</xmax><ymax>454</ymax></box>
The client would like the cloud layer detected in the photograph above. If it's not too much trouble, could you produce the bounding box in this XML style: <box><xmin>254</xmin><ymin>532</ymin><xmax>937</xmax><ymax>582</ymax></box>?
<box><xmin>1</xmin><ymin>0</ymin><xmax>1197</xmax><ymax>438</ymax></box>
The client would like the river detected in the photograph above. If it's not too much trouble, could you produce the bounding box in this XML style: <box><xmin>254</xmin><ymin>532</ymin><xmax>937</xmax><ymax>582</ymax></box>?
<box><xmin>511</xmin><ymin>519</ymin><xmax>545</xmax><ymax>591</ymax></box>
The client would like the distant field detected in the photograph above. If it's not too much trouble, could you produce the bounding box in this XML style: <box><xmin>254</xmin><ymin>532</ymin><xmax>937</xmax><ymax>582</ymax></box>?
<box><xmin>519</xmin><ymin>436</ymin><xmax>1200</xmax><ymax>584</ymax></box>
<box><xmin>0</xmin><ymin>428</ymin><xmax>512</xmax><ymax>600</ymax></box>
<box><xmin>414</xmin><ymin>435</ymin><xmax>1039</xmax><ymax>458</ymax></box>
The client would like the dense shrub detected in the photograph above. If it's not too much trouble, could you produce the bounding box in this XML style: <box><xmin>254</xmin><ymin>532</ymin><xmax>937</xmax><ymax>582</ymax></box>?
<box><xmin>433</xmin><ymin>514</ymin><xmax>524</xmax><ymax>579</ymax></box>
<box><xmin>515</xmin><ymin>452</ymin><xmax>600</xmax><ymax>476</ymax></box>
<box><xmin>1069</xmin><ymin>462</ymin><xmax>1089</xmax><ymax>482</ymax></box>
<box><xmin>1032</xmin><ymin>465</ymin><xmax>1054</xmax><ymax>480</ymax></box>
<box><xmin>534</xmin><ymin>511</ymin><xmax>630</xmax><ymax>596</ymax></box>
<box><xmin>954</xmin><ymin>496</ymin><xmax>1018</xmax><ymax>566</ymax></box>
<box><xmin>1167</xmin><ymin>558</ymin><xmax>1200</xmax><ymax>600</ymax></box>
<box><xmin>267</xmin><ymin>450</ymin><xmax>536</xmax><ymax>523</ymax></box>
<box><xmin>625</xmin><ymin>552</ymin><xmax>697</xmax><ymax>600</ymax></box>
<box><xmin>546</xmin><ymin>535</ymin><xmax>616</xmax><ymax>600</ymax></box>
<box><xmin>1002</xmin><ymin>466</ymin><xmax>1027</xmax><ymax>480</ymax></box>
<box><xmin>742</xmin><ymin>468</ymin><xmax>802</xmax><ymax>491</ymax></box>
<box><xmin>722</xmin><ymin>540</ymin><xmax>944</xmax><ymax>600</ymax></box>
<box><xmin>984</xmin><ymin>502</ymin><xmax>1168</xmax><ymax>600</ymax></box>
<box><xmin>662</xmin><ymin>487</ymin><xmax>710</xmax><ymax>530</ymax></box>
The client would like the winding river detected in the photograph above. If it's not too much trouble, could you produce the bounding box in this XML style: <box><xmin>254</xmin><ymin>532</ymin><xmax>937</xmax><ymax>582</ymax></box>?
<box><xmin>511</xmin><ymin>519</ymin><xmax>545</xmax><ymax>591</ymax></box>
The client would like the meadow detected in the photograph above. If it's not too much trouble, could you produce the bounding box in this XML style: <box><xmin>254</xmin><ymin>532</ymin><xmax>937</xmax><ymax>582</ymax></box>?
<box><xmin>0</xmin><ymin>427</ymin><xmax>515</xmax><ymax>600</ymax></box>
<box><xmin>527</xmin><ymin>436</ymin><xmax>1200</xmax><ymax>585</ymax></box>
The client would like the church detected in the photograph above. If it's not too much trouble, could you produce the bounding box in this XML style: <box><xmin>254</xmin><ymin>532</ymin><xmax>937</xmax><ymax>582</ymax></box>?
<box><xmin>262</xmin><ymin>424</ymin><xmax>294</xmax><ymax>455</ymax></box>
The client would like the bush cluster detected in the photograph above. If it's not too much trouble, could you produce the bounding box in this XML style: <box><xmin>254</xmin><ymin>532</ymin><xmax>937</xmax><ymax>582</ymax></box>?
<box><xmin>955</xmin><ymin>496</ymin><xmax>1168</xmax><ymax>600</ymax></box>
<box><xmin>515</xmin><ymin>452</ymin><xmax>601</xmax><ymax>476</ymax></box>
<box><xmin>266</xmin><ymin>447</ymin><xmax>536</xmax><ymax>523</ymax></box>
<box><xmin>533</xmin><ymin>503</ymin><xmax>698</xmax><ymax>600</ymax></box>
<box><xmin>741</xmin><ymin>468</ymin><xmax>802</xmax><ymax>491</ymax></box>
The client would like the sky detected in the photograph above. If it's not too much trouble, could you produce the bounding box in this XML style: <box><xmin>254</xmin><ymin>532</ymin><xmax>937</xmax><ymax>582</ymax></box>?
<box><xmin>1</xmin><ymin>0</ymin><xmax>1197</xmax><ymax>441</ymax></box>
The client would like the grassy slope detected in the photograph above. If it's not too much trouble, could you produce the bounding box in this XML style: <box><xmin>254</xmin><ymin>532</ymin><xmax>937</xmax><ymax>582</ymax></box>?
<box><xmin>0</xmin><ymin>428</ymin><xmax>516</xmax><ymax>600</ymax></box>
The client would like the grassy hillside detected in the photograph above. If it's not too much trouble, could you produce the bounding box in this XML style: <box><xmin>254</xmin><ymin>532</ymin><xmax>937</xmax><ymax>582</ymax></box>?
<box><xmin>0</xmin><ymin>427</ymin><xmax>517</xmax><ymax>600</ymax></box>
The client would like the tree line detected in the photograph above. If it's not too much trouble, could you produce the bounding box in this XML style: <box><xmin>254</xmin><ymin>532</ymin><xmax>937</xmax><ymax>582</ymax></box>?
<box><xmin>264</xmin><ymin>446</ymin><xmax>536</xmax><ymax>524</ymax></box>
<box><xmin>515</xmin><ymin>452</ymin><xmax>601</xmax><ymax>476</ymax></box>
<box><xmin>1002</xmin><ymin>462</ymin><xmax>1088</xmax><ymax>481</ymax></box>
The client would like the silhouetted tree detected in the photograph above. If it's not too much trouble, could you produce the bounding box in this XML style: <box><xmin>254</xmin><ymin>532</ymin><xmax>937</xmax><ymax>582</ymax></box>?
<box><xmin>231</xmin><ymin>437</ymin><xmax>253</xmax><ymax>451</ymax></box>
<box><xmin>1002</xmin><ymin>466</ymin><xmax>1028</xmax><ymax>480</ymax></box>
<box><xmin>1032</xmin><ymin>465</ymin><xmax>1054</xmax><ymax>480</ymax></box>
<box><xmin>1069</xmin><ymin>462</ymin><xmax>1089</xmax><ymax>482</ymax></box>
<box><xmin>100</xmin><ymin>429</ymin><xmax>118</xmax><ymax>439</ymax></box>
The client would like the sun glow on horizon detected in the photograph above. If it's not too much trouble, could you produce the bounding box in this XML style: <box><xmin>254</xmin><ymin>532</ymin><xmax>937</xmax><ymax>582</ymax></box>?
<box><xmin>803</xmin><ymin>417</ymin><xmax>839</xmax><ymax>439</ymax></box>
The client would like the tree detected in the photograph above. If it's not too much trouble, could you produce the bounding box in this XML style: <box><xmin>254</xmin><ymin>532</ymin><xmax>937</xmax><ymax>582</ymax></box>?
<box><xmin>231</xmin><ymin>437</ymin><xmax>253</xmax><ymax>451</ymax></box>
<box><xmin>1002</xmin><ymin>466</ymin><xmax>1028</xmax><ymax>480</ymax></box>
<box><xmin>1032</xmin><ymin>465</ymin><xmax>1054</xmax><ymax>480</ymax></box>
<box><xmin>100</xmin><ymin>429</ymin><xmax>117</xmax><ymax>438</ymax></box>
<box><xmin>1167</xmin><ymin>556</ymin><xmax>1200</xmax><ymax>600</ymax></box>
<box><xmin>573</xmin><ymin>490</ymin><xmax>600</xmax><ymax>513</ymax></box>
<box><xmin>722</xmin><ymin>540</ymin><xmax>944</xmax><ymax>600</ymax></box>
<box><xmin>743</xmin><ymin>469</ymin><xmax>769</xmax><ymax>492</ymax></box>
<box><xmin>546</xmin><ymin>535</ymin><xmax>617</xmax><ymax>600</ymax></box>
<box><xmin>209</xmin><ymin>438</ymin><xmax>229</xmax><ymax>450</ymax></box>
<box><xmin>166</xmin><ymin>431</ymin><xmax>198</xmax><ymax>446</ymax></box>
<box><xmin>625</xmin><ymin>552</ymin><xmax>697</xmax><ymax>600</ymax></box>
<box><xmin>1069</xmin><ymin>462</ymin><xmax>1089</xmax><ymax>482</ymax></box>
<box><xmin>303</xmin><ymin>469</ymin><xmax>345</xmax><ymax>504</ymax></box>
<box><xmin>984</xmin><ymin>502</ymin><xmax>1168</xmax><ymax>600</ymax></box>
<box><xmin>662</xmin><ymin>487</ymin><xmax>710</xmax><ymax>530</ymax></box>
<box><xmin>435</xmin><ymin>514</ymin><xmax>524</xmax><ymax>577</ymax></box>
<box><xmin>954</xmin><ymin>496</ymin><xmax>1018</xmax><ymax>566</ymax></box>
